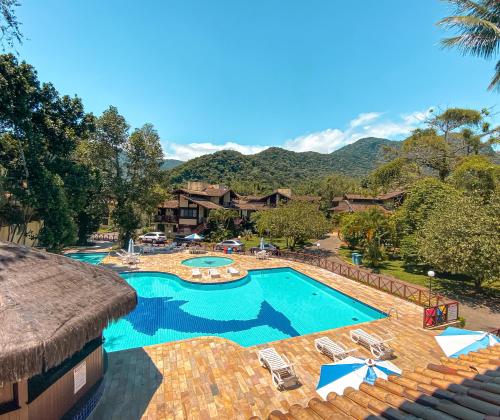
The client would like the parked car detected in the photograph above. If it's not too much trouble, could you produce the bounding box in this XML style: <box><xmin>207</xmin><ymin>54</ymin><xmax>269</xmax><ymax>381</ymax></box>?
<box><xmin>138</xmin><ymin>232</ymin><xmax>166</xmax><ymax>244</ymax></box>
<box><xmin>249</xmin><ymin>243</ymin><xmax>279</xmax><ymax>254</ymax></box>
<box><xmin>215</xmin><ymin>239</ymin><xmax>245</xmax><ymax>251</ymax></box>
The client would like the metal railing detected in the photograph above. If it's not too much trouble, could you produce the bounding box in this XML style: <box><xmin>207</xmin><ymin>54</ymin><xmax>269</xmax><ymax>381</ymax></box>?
<box><xmin>423</xmin><ymin>301</ymin><xmax>459</xmax><ymax>329</ymax></box>
<box><xmin>90</xmin><ymin>232</ymin><xmax>118</xmax><ymax>242</ymax></box>
<box><xmin>153</xmin><ymin>215</ymin><xmax>177</xmax><ymax>223</ymax></box>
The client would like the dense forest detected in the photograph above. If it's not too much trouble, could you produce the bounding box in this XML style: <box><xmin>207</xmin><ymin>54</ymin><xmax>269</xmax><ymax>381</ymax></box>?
<box><xmin>164</xmin><ymin>137</ymin><xmax>399</xmax><ymax>189</ymax></box>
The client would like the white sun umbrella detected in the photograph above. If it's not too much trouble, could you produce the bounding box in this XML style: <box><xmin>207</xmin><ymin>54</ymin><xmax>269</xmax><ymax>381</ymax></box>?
<box><xmin>259</xmin><ymin>237</ymin><xmax>265</xmax><ymax>250</ymax></box>
<box><xmin>127</xmin><ymin>238</ymin><xmax>134</xmax><ymax>254</ymax></box>
<box><xmin>435</xmin><ymin>327</ymin><xmax>500</xmax><ymax>358</ymax></box>
<box><xmin>316</xmin><ymin>356</ymin><xmax>401</xmax><ymax>399</ymax></box>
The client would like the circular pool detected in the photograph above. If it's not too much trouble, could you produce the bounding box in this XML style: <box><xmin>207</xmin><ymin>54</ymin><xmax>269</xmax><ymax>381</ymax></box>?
<box><xmin>181</xmin><ymin>256</ymin><xmax>234</xmax><ymax>268</ymax></box>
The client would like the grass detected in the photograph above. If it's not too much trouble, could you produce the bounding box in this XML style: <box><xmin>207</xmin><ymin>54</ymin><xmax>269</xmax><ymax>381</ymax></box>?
<box><xmin>240</xmin><ymin>235</ymin><xmax>315</xmax><ymax>250</ymax></box>
<box><xmin>240</xmin><ymin>235</ymin><xmax>290</xmax><ymax>249</ymax></box>
<box><xmin>338</xmin><ymin>246</ymin><xmax>500</xmax><ymax>298</ymax></box>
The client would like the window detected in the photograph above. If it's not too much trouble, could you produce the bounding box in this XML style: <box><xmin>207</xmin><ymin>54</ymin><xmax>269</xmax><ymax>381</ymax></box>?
<box><xmin>180</xmin><ymin>208</ymin><xmax>197</xmax><ymax>218</ymax></box>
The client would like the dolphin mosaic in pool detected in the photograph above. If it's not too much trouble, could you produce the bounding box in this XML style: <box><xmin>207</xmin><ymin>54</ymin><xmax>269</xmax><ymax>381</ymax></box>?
<box><xmin>126</xmin><ymin>296</ymin><xmax>300</xmax><ymax>337</ymax></box>
<box><xmin>103</xmin><ymin>269</ymin><xmax>385</xmax><ymax>350</ymax></box>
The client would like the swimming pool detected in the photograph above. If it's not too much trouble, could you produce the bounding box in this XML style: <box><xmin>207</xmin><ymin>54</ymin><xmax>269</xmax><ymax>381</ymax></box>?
<box><xmin>104</xmin><ymin>268</ymin><xmax>386</xmax><ymax>351</ymax></box>
<box><xmin>181</xmin><ymin>256</ymin><xmax>234</xmax><ymax>268</ymax></box>
<box><xmin>67</xmin><ymin>252</ymin><xmax>107</xmax><ymax>265</ymax></box>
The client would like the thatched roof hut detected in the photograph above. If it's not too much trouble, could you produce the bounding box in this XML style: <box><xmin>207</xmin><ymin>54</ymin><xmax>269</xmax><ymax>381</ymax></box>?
<box><xmin>0</xmin><ymin>241</ymin><xmax>137</xmax><ymax>384</ymax></box>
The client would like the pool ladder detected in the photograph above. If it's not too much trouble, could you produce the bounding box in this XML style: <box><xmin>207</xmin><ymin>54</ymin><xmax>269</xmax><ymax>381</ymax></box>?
<box><xmin>387</xmin><ymin>307</ymin><xmax>399</xmax><ymax>319</ymax></box>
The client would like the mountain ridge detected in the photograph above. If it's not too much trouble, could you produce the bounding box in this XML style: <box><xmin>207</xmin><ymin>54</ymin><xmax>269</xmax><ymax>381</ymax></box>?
<box><xmin>164</xmin><ymin>137</ymin><xmax>399</xmax><ymax>187</ymax></box>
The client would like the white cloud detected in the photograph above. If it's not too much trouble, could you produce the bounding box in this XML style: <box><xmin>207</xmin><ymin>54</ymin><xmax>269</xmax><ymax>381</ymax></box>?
<box><xmin>284</xmin><ymin>108</ymin><xmax>432</xmax><ymax>154</ymax></box>
<box><xmin>164</xmin><ymin>141</ymin><xmax>269</xmax><ymax>161</ymax></box>
<box><xmin>349</xmin><ymin>112</ymin><xmax>383</xmax><ymax>128</ymax></box>
<box><xmin>163</xmin><ymin>108</ymin><xmax>432</xmax><ymax>159</ymax></box>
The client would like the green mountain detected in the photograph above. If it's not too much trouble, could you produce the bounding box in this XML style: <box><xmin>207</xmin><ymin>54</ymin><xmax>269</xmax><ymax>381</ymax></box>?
<box><xmin>165</xmin><ymin>137</ymin><xmax>397</xmax><ymax>187</ymax></box>
<box><xmin>161</xmin><ymin>159</ymin><xmax>184</xmax><ymax>170</ymax></box>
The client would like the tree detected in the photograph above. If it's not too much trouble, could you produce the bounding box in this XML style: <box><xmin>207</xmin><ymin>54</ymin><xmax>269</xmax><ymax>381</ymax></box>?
<box><xmin>402</xmin><ymin>129</ymin><xmax>451</xmax><ymax>180</ymax></box>
<box><xmin>399</xmin><ymin>108</ymin><xmax>497</xmax><ymax>181</ymax></box>
<box><xmin>89</xmin><ymin>113</ymin><xmax>166</xmax><ymax>246</ymax></box>
<box><xmin>207</xmin><ymin>208</ymin><xmax>240</xmax><ymax>241</ymax></box>
<box><xmin>252</xmin><ymin>201</ymin><xmax>330</xmax><ymax>250</ymax></box>
<box><xmin>0</xmin><ymin>0</ymin><xmax>22</xmax><ymax>50</ymax></box>
<box><xmin>450</xmin><ymin>155</ymin><xmax>499</xmax><ymax>201</ymax></box>
<box><xmin>338</xmin><ymin>208</ymin><xmax>393</xmax><ymax>267</ymax></box>
<box><xmin>438</xmin><ymin>0</ymin><xmax>500</xmax><ymax>90</ymax></box>
<box><xmin>0</xmin><ymin>54</ymin><xmax>98</xmax><ymax>251</ymax></box>
<box><xmin>394</xmin><ymin>178</ymin><xmax>462</xmax><ymax>265</ymax></box>
<box><xmin>368</xmin><ymin>158</ymin><xmax>421</xmax><ymax>192</ymax></box>
<box><xmin>416</xmin><ymin>193</ymin><xmax>500</xmax><ymax>289</ymax></box>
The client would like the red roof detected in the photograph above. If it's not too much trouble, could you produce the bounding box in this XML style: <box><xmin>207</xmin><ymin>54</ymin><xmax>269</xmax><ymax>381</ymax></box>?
<box><xmin>184</xmin><ymin>196</ymin><xmax>222</xmax><ymax>210</ymax></box>
<box><xmin>160</xmin><ymin>200</ymin><xmax>178</xmax><ymax>209</ymax></box>
<box><xmin>378</xmin><ymin>190</ymin><xmax>406</xmax><ymax>200</ymax></box>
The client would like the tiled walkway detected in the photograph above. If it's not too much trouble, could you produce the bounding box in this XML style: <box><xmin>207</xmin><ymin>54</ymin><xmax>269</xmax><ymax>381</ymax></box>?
<box><xmin>90</xmin><ymin>252</ymin><xmax>443</xmax><ymax>420</ymax></box>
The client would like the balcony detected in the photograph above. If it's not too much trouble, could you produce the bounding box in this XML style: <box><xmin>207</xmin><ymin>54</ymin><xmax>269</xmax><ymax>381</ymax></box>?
<box><xmin>154</xmin><ymin>215</ymin><xmax>177</xmax><ymax>223</ymax></box>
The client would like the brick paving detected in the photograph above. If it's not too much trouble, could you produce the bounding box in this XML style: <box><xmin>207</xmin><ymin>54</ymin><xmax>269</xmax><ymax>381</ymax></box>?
<box><xmin>89</xmin><ymin>251</ymin><xmax>443</xmax><ymax>420</ymax></box>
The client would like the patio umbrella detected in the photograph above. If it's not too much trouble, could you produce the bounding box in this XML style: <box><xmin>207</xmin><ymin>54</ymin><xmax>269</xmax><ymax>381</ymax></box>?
<box><xmin>185</xmin><ymin>233</ymin><xmax>204</xmax><ymax>241</ymax></box>
<box><xmin>435</xmin><ymin>327</ymin><xmax>500</xmax><ymax>358</ymax></box>
<box><xmin>127</xmin><ymin>238</ymin><xmax>134</xmax><ymax>254</ymax></box>
<box><xmin>259</xmin><ymin>237</ymin><xmax>265</xmax><ymax>250</ymax></box>
<box><xmin>316</xmin><ymin>356</ymin><xmax>401</xmax><ymax>399</ymax></box>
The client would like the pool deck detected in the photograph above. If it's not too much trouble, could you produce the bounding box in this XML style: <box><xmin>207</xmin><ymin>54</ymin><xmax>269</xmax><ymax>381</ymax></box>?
<box><xmin>90</xmin><ymin>251</ymin><xmax>443</xmax><ymax>420</ymax></box>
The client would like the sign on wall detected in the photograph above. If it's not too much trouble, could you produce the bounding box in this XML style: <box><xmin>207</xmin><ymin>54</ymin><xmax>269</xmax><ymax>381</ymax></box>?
<box><xmin>74</xmin><ymin>361</ymin><xmax>87</xmax><ymax>394</ymax></box>
<box><xmin>448</xmin><ymin>303</ymin><xmax>458</xmax><ymax>321</ymax></box>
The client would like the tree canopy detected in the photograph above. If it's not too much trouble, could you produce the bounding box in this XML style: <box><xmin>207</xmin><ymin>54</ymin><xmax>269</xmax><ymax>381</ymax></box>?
<box><xmin>252</xmin><ymin>201</ymin><xmax>330</xmax><ymax>250</ymax></box>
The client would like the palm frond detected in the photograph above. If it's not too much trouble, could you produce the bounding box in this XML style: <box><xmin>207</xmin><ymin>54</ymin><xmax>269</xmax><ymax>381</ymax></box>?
<box><xmin>441</xmin><ymin>0</ymin><xmax>490</xmax><ymax>17</ymax></box>
<box><xmin>439</xmin><ymin>16</ymin><xmax>500</xmax><ymax>34</ymax></box>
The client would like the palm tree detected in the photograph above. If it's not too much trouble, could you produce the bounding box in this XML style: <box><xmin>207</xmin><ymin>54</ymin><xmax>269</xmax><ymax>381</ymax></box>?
<box><xmin>438</xmin><ymin>0</ymin><xmax>500</xmax><ymax>90</ymax></box>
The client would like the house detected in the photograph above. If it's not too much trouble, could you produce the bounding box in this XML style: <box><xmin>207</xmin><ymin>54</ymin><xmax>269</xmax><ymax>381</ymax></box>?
<box><xmin>154</xmin><ymin>183</ymin><xmax>320</xmax><ymax>235</ymax></box>
<box><xmin>0</xmin><ymin>241</ymin><xmax>136</xmax><ymax>420</ymax></box>
<box><xmin>329</xmin><ymin>190</ymin><xmax>405</xmax><ymax>214</ymax></box>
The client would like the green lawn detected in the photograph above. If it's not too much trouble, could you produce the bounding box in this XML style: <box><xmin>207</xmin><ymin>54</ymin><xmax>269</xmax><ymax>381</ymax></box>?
<box><xmin>241</xmin><ymin>235</ymin><xmax>290</xmax><ymax>249</ymax></box>
<box><xmin>240</xmin><ymin>235</ymin><xmax>315</xmax><ymax>250</ymax></box>
<box><xmin>337</xmin><ymin>246</ymin><xmax>500</xmax><ymax>298</ymax></box>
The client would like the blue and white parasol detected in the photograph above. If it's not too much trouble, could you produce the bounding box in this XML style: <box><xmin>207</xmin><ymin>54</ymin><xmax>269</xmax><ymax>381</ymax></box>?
<box><xmin>185</xmin><ymin>233</ymin><xmax>204</xmax><ymax>241</ymax></box>
<box><xmin>316</xmin><ymin>356</ymin><xmax>401</xmax><ymax>399</ymax></box>
<box><xmin>259</xmin><ymin>237</ymin><xmax>265</xmax><ymax>250</ymax></box>
<box><xmin>435</xmin><ymin>327</ymin><xmax>499</xmax><ymax>358</ymax></box>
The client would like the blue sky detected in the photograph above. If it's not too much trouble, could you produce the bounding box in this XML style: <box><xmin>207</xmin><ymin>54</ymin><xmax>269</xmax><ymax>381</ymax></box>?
<box><xmin>16</xmin><ymin>0</ymin><xmax>498</xmax><ymax>160</ymax></box>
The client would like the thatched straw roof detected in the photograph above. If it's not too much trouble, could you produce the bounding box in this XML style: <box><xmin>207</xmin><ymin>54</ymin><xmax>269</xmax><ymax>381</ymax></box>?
<box><xmin>0</xmin><ymin>241</ymin><xmax>137</xmax><ymax>383</ymax></box>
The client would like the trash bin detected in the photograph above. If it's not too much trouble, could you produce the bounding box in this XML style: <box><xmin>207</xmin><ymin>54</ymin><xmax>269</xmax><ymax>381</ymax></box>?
<box><xmin>355</xmin><ymin>253</ymin><xmax>363</xmax><ymax>265</ymax></box>
<box><xmin>223</xmin><ymin>247</ymin><xmax>227</xmax><ymax>254</ymax></box>
<box><xmin>227</xmin><ymin>247</ymin><xmax>233</xmax><ymax>254</ymax></box>
<box><xmin>351</xmin><ymin>252</ymin><xmax>359</xmax><ymax>265</ymax></box>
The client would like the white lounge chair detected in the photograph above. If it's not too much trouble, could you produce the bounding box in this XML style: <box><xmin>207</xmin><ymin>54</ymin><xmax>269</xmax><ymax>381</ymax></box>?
<box><xmin>258</xmin><ymin>348</ymin><xmax>299</xmax><ymax>390</ymax></box>
<box><xmin>175</xmin><ymin>243</ymin><xmax>187</xmax><ymax>252</ymax></box>
<box><xmin>314</xmin><ymin>337</ymin><xmax>357</xmax><ymax>361</ymax></box>
<box><xmin>191</xmin><ymin>269</ymin><xmax>202</xmax><ymax>278</ymax></box>
<box><xmin>208</xmin><ymin>269</ymin><xmax>221</xmax><ymax>278</ymax></box>
<box><xmin>255</xmin><ymin>250</ymin><xmax>269</xmax><ymax>260</ymax></box>
<box><xmin>350</xmin><ymin>329</ymin><xmax>394</xmax><ymax>360</ymax></box>
<box><xmin>142</xmin><ymin>245</ymin><xmax>154</xmax><ymax>254</ymax></box>
<box><xmin>227</xmin><ymin>267</ymin><xmax>239</xmax><ymax>275</ymax></box>
<box><xmin>116</xmin><ymin>250</ymin><xmax>131</xmax><ymax>263</ymax></box>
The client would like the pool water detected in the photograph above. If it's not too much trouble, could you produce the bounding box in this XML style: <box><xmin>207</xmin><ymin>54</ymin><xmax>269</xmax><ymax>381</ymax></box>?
<box><xmin>104</xmin><ymin>268</ymin><xmax>386</xmax><ymax>351</ymax></box>
<box><xmin>67</xmin><ymin>252</ymin><xmax>107</xmax><ymax>265</ymax></box>
<box><xmin>182</xmin><ymin>256</ymin><xmax>234</xmax><ymax>268</ymax></box>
